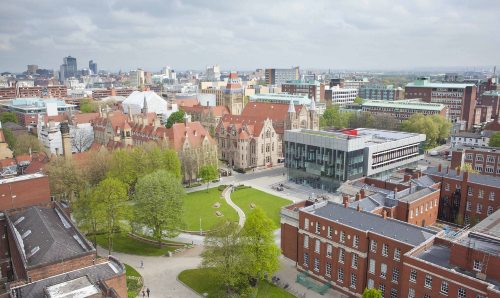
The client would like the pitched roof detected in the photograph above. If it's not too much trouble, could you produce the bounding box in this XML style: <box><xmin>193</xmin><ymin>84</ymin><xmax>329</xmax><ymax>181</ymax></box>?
<box><xmin>167</xmin><ymin>121</ymin><xmax>215</xmax><ymax>151</ymax></box>
<box><xmin>176</xmin><ymin>98</ymin><xmax>199</xmax><ymax>108</ymax></box>
<box><xmin>241</xmin><ymin>102</ymin><xmax>303</xmax><ymax>123</ymax></box>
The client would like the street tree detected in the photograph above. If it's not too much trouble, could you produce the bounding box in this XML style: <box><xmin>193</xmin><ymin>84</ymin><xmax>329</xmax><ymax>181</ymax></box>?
<box><xmin>489</xmin><ymin>132</ymin><xmax>500</xmax><ymax>147</ymax></box>
<box><xmin>79</xmin><ymin>98</ymin><xmax>98</xmax><ymax>113</ymax></box>
<box><xmin>362</xmin><ymin>288</ymin><xmax>382</xmax><ymax>298</ymax></box>
<box><xmin>320</xmin><ymin>105</ymin><xmax>349</xmax><ymax>128</ymax></box>
<box><xmin>134</xmin><ymin>170</ymin><xmax>185</xmax><ymax>247</ymax></box>
<box><xmin>241</xmin><ymin>207</ymin><xmax>280</xmax><ymax>283</ymax></box>
<box><xmin>198</xmin><ymin>164</ymin><xmax>218</xmax><ymax>192</ymax></box>
<box><xmin>166</xmin><ymin>109</ymin><xmax>185</xmax><ymax>128</ymax></box>
<box><xmin>82</xmin><ymin>148</ymin><xmax>111</xmax><ymax>187</ymax></box>
<box><xmin>202</xmin><ymin>221</ymin><xmax>249</xmax><ymax>294</ymax></box>
<box><xmin>93</xmin><ymin>177</ymin><xmax>129</xmax><ymax>255</ymax></box>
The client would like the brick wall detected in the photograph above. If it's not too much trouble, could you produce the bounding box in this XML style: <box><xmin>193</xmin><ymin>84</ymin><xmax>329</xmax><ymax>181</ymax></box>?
<box><xmin>27</xmin><ymin>253</ymin><xmax>96</xmax><ymax>282</ymax></box>
<box><xmin>103</xmin><ymin>273</ymin><xmax>127</xmax><ymax>298</ymax></box>
<box><xmin>0</xmin><ymin>176</ymin><xmax>51</xmax><ymax>211</ymax></box>
<box><xmin>281</xmin><ymin>223</ymin><xmax>298</xmax><ymax>261</ymax></box>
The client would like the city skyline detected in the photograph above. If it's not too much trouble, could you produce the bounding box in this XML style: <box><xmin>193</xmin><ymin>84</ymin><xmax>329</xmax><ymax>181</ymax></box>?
<box><xmin>1</xmin><ymin>0</ymin><xmax>500</xmax><ymax>72</ymax></box>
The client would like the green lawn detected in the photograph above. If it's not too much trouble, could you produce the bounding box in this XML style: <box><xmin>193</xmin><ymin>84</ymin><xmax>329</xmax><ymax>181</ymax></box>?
<box><xmin>125</xmin><ymin>264</ymin><xmax>143</xmax><ymax>298</ymax></box>
<box><xmin>95</xmin><ymin>233</ymin><xmax>176</xmax><ymax>256</ymax></box>
<box><xmin>183</xmin><ymin>187</ymin><xmax>238</xmax><ymax>231</ymax></box>
<box><xmin>178</xmin><ymin>268</ymin><xmax>295</xmax><ymax>298</ymax></box>
<box><xmin>231</xmin><ymin>187</ymin><xmax>291</xmax><ymax>228</ymax></box>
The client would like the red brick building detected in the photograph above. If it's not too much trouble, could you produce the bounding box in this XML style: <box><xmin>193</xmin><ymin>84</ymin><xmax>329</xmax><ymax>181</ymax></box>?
<box><xmin>92</xmin><ymin>87</ymin><xmax>135</xmax><ymax>99</ymax></box>
<box><xmin>0</xmin><ymin>86</ymin><xmax>68</xmax><ymax>99</ymax></box>
<box><xmin>479</xmin><ymin>90</ymin><xmax>500</xmax><ymax>119</ymax></box>
<box><xmin>281</xmin><ymin>80</ymin><xmax>325</xmax><ymax>101</ymax></box>
<box><xmin>405</xmin><ymin>78</ymin><xmax>477</xmax><ymax>130</ymax></box>
<box><xmin>451</xmin><ymin>146</ymin><xmax>500</xmax><ymax>177</ymax></box>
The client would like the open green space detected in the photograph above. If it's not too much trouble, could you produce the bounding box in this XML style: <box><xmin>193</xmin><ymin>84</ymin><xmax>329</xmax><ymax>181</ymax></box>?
<box><xmin>125</xmin><ymin>264</ymin><xmax>143</xmax><ymax>298</ymax></box>
<box><xmin>183</xmin><ymin>187</ymin><xmax>238</xmax><ymax>231</ymax></box>
<box><xmin>178</xmin><ymin>268</ymin><xmax>295</xmax><ymax>298</ymax></box>
<box><xmin>231</xmin><ymin>187</ymin><xmax>291</xmax><ymax>228</ymax></box>
<box><xmin>95</xmin><ymin>233</ymin><xmax>175</xmax><ymax>256</ymax></box>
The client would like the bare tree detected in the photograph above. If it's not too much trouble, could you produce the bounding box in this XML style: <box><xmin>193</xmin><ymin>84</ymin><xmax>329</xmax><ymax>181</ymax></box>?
<box><xmin>71</xmin><ymin>126</ymin><xmax>94</xmax><ymax>152</ymax></box>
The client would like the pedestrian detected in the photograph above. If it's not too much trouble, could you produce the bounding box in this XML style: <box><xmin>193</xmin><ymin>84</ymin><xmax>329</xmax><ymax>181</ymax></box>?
<box><xmin>146</xmin><ymin>288</ymin><xmax>150</xmax><ymax>297</ymax></box>
<box><xmin>140</xmin><ymin>260</ymin><xmax>144</xmax><ymax>269</ymax></box>
<box><xmin>142</xmin><ymin>289</ymin><xmax>145</xmax><ymax>297</ymax></box>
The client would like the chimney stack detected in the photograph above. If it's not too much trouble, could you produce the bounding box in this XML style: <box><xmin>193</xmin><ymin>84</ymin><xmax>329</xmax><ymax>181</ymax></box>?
<box><xmin>356</xmin><ymin>204</ymin><xmax>361</xmax><ymax>212</ymax></box>
<box><xmin>394</xmin><ymin>187</ymin><xmax>398</xmax><ymax>200</ymax></box>
<box><xmin>404</xmin><ymin>174</ymin><xmax>411</xmax><ymax>182</ymax></box>
<box><xmin>60</xmin><ymin>122</ymin><xmax>72</xmax><ymax>161</ymax></box>
<box><xmin>446</xmin><ymin>166</ymin><xmax>449</xmax><ymax>174</ymax></box>
<box><xmin>360</xmin><ymin>189</ymin><xmax>366</xmax><ymax>199</ymax></box>
<box><xmin>342</xmin><ymin>194</ymin><xmax>349</xmax><ymax>206</ymax></box>
<box><xmin>355</xmin><ymin>193</ymin><xmax>361</xmax><ymax>201</ymax></box>
<box><xmin>343</xmin><ymin>201</ymin><xmax>348</xmax><ymax>208</ymax></box>
<box><xmin>456</xmin><ymin>167</ymin><xmax>461</xmax><ymax>176</ymax></box>
<box><xmin>463</xmin><ymin>171</ymin><xmax>469</xmax><ymax>183</ymax></box>
<box><xmin>438</xmin><ymin>163</ymin><xmax>442</xmax><ymax>172</ymax></box>
<box><xmin>382</xmin><ymin>210</ymin><xmax>388</xmax><ymax>219</ymax></box>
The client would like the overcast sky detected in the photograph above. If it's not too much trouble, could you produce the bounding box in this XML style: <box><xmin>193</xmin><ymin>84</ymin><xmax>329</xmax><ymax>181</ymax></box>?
<box><xmin>1</xmin><ymin>0</ymin><xmax>499</xmax><ymax>73</ymax></box>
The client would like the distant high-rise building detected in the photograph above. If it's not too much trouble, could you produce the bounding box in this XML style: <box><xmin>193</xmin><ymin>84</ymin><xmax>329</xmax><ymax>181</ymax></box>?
<box><xmin>59</xmin><ymin>56</ymin><xmax>77</xmax><ymax>82</ymax></box>
<box><xmin>265</xmin><ymin>67</ymin><xmax>299</xmax><ymax>86</ymax></box>
<box><xmin>89</xmin><ymin>60</ymin><xmax>97</xmax><ymax>75</ymax></box>
<box><xmin>27</xmin><ymin>64</ymin><xmax>38</xmax><ymax>75</ymax></box>
<box><xmin>206</xmin><ymin>65</ymin><xmax>221</xmax><ymax>81</ymax></box>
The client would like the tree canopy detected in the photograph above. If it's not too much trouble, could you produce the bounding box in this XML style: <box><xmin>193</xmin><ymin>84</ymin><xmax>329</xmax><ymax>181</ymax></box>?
<box><xmin>79</xmin><ymin>98</ymin><xmax>98</xmax><ymax>113</ymax></box>
<box><xmin>198</xmin><ymin>164</ymin><xmax>219</xmax><ymax>191</ymax></box>
<box><xmin>353</xmin><ymin>97</ymin><xmax>364</xmax><ymax>105</ymax></box>
<box><xmin>0</xmin><ymin>112</ymin><xmax>18</xmax><ymax>124</ymax></box>
<box><xmin>363</xmin><ymin>288</ymin><xmax>382</xmax><ymax>298</ymax></box>
<box><xmin>134</xmin><ymin>170</ymin><xmax>185</xmax><ymax>246</ymax></box>
<box><xmin>401</xmin><ymin>114</ymin><xmax>451</xmax><ymax>148</ymax></box>
<box><xmin>489</xmin><ymin>132</ymin><xmax>500</xmax><ymax>147</ymax></box>
<box><xmin>320</xmin><ymin>105</ymin><xmax>349</xmax><ymax>128</ymax></box>
<box><xmin>166</xmin><ymin>109</ymin><xmax>186</xmax><ymax>128</ymax></box>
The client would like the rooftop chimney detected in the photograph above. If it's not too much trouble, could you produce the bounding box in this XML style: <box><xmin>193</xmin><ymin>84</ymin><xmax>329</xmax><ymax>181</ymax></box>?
<box><xmin>342</xmin><ymin>194</ymin><xmax>349</xmax><ymax>205</ymax></box>
<box><xmin>438</xmin><ymin>163</ymin><xmax>442</xmax><ymax>172</ymax></box>
<box><xmin>355</xmin><ymin>193</ymin><xmax>361</xmax><ymax>201</ymax></box>
<box><xmin>382</xmin><ymin>210</ymin><xmax>388</xmax><ymax>219</ymax></box>
<box><xmin>463</xmin><ymin>171</ymin><xmax>469</xmax><ymax>183</ymax></box>
<box><xmin>446</xmin><ymin>166</ymin><xmax>449</xmax><ymax>174</ymax></box>
<box><xmin>360</xmin><ymin>189</ymin><xmax>366</xmax><ymax>199</ymax></box>
<box><xmin>404</xmin><ymin>174</ymin><xmax>411</xmax><ymax>182</ymax></box>
<box><xmin>394</xmin><ymin>187</ymin><xmax>398</xmax><ymax>200</ymax></box>
<box><xmin>356</xmin><ymin>205</ymin><xmax>361</xmax><ymax>212</ymax></box>
<box><xmin>456</xmin><ymin>167</ymin><xmax>461</xmax><ymax>177</ymax></box>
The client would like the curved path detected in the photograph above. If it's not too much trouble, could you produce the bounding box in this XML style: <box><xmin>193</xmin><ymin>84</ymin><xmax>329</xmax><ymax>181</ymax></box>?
<box><xmin>98</xmin><ymin>245</ymin><xmax>202</xmax><ymax>298</ymax></box>
<box><xmin>222</xmin><ymin>186</ymin><xmax>246</xmax><ymax>227</ymax></box>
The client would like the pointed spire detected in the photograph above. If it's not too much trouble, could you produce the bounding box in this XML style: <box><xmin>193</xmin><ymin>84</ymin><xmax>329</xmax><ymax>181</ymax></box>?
<box><xmin>142</xmin><ymin>95</ymin><xmax>148</xmax><ymax>115</ymax></box>
<box><xmin>310</xmin><ymin>98</ymin><xmax>316</xmax><ymax>111</ymax></box>
<box><xmin>288</xmin><ymin>99</ymin><xmax>295</xmax><ymax>113</ymax></box>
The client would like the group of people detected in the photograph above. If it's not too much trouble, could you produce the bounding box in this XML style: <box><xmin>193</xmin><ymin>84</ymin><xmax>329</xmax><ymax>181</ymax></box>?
<box><xmin>142</xmin><ymin>287</ymin><xmax>150</xmax><ymax>297</ymax></box>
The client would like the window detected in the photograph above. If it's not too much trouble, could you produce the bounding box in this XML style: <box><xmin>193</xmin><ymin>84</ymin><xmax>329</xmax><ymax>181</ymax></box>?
<box><xmin>440</xmin><ymin>281</ymin><xmax>448</xmax><ymax>295</ymax></box>
<box><xmin>370</xmin><ymin>240</ymin><xmax>377</xmax><ymax>253</ymax></box>
<box><xmin>353</xmin><ymin>235</ymin><xmax>359</xmax><ymax>248</ymax></box>
<box><xmin>424</xmin><ymin>274</ymin><xmax>432</xmax><ymax>288</ymax></box>
<box><xmin>303</xmin><ymin>253</ymin><xmax>309</xmax><ymax>267</ymax></box>
<box><xmin>424</xmin><ymin>295</ymin><xmax>430</xmax><ymax>298</ymax></box>
<box><xmin>377</xmin><ymin>284</ymin><xmax>385</xmax><ymax>297</ymax></box>
<box><xmin>314</xmin><ymin>258</ymin><xmax>320</xmax><ymax>272</ymax></box>
<box><xmin>465</xmin><ymin>153</ymin><xmax>473</xmax><ymax>160</ymax></box>
<box><xmin>337</xmin><ymin>268</ymin><xmax>344</xmax><ymax>282</ymax></box>
<box><xmin>487</xmin><ymin>155</ymin><xmax>495</xmax><ymax>163</ymax></box>
<box><xmin>444</xmin><ymin>183</ymin><xmax>450</xmax><ymax>191</ymax></box>
<box><xmin>409</xmin><ymin>269</ymin><xmax>417</xmax><ymax>283</ymax></box>
<box><xmin>314</xmin><ymin>239</ymin><xmax>321</xmax><ymax>253</ymax></box>
<box><xmin>479</xmin><ymin>189</ymin><xmax>484</xmax><ymax>198</ymax></box>
<box><xmin>408</xmin><ymin>288</ymin><xmax>415</xmax><ymax>298</ymax></box>
<box><xmin>390</xmin><ymin>288</ymin><xmax>398</xmax><ymax>298</ymax></box>
<box><xmin>367</xmin><ymin>279</ymin><xmax>374</xmax><ymax>289</ymax></box>
<box><xmin>465</xmin><ymin>214</ymin><xmax>470</xmax><ymax>225</ymax></box>
<box><xmin>473</xmin><ymin>260</ymin><xmax>483</xmax><ymax>271</ymax></box>
<box><xmin>351</xmin><ymin>253</ymin><xmax>358</xmax><ymax>269</ymax></box>
<box><xmin>490</xmin><ymin>192</ymin><xmax>495</xmax><ymax>201</ymax></box>
<box><xmin>303</xmin><ymin>235</ymin><xmax>309</xmax><ymax>248</ymax></box>
<box><xmin>486</xmin><ymin>166</ymin><xmax>494</xmax><ymax>173</ymax></box>
<box><xmin>327</xmin><ymin>226</ymin><xmax>333</xmax><ymax>238</ymax></box>
<box><xmin>392</xmin><ymin>268</ymin><xmax>399</xmax><ymax>283</ymax></box>
<box><xmin>326</xmin><ymin>263</ymin><xmax>332</xmax><ymax>276</ymax></box>
<box><xmin>468</xmin><ymin>186</ymin><xmax>473</xmax><ymax>196</ymax></box>
<box><xmin>410</xmin><ymin>210</ymin><xmax>413</xmax><ymax>219</ymax></box>
<box><xmin>369</xmin><ymin>259</ymin><xmax>376</xmax><ymax>274</ymax></box>
<box><xmin>382</xmin><ymin>244</ymin><xmax>388</xmax><ymax>257</ymax></box>
<box><xmin>338</xmin><ymin>248</ymin><xmax>345</xmax><ymax>263</ymax></box>
<box><xmin>315</xmin><ymin>222</ymin><xmax>320</xmax><ymax>234</ymax></box>
<box><xmin>488</xmin><ymin>206</ymin><xmax>494</xmax><ymax>216</ymax></box>
<box><xmin>415</xmin><ymin>207</ymin><xmax>419</xmax><ymax>216</ymax></box>
<box><xmin>327</xmin><ymin>244</ymin><xmax>333</xmax><ymax>258</ymax></box>
<box><xmin>476</xmin><ymin>154</ymin><xmax>484</xmax><ymax>162</ymax></box>
<box><xmin>340</xmin><ymin>231</ymin><xmax>345</xmax><ymax>243</ymax></box>
<box><xmin>304</xmin><ymin>218</ymin><xmax>309</xmax><ymax>230</ymax></box>
<box><xmin>458</xmin><ymin>288</ymin><xmax>466</xmax><ymax>298</ymax></box>
<box><xmin>350</xmin><ymin>273</ymin><xmax>357</xmax><ymax>289</ymax></box>
<box><xmin>466</xmin><ymin>201</ymin><xmax>472</xmax><ymax>211</ymax></box>
<box><xmin>394</xmin><ymin>248</ymin><xmax>401</xmax><ymax>261</ymax></box>
<box><xmin>380</xmin><ymin>263</ymin><xmax>387</xmax><ymax>279</ymax></box>
<box><xmin>477</xmin><ymin>203</ymin><xmax>483</xmax><ymax>214</ymax></box>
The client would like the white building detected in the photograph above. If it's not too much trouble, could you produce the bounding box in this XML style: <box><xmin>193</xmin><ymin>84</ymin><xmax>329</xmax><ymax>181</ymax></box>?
<box><xmin>37</xmin><ymin>118</ymin><xmax>94</xmax><ymax>155</ymax></box>
<box><xmin>206</xmin><ymin>65</ymin><xmax>221</xmax><ymax>81</ymax></box>
<box><xmin>122</xmin><ymin>91</ymin><xmax>168</xmax><ymax>116</ymax></box>
<box><xmin>450</xmin><ymin>132</ymin><xmax>490</xmax><ymax>149</ymax></box>
<box><xmin>326</xmin><ymin>86</ymin><xmax>358</xmax><ymax>106</ymax></box>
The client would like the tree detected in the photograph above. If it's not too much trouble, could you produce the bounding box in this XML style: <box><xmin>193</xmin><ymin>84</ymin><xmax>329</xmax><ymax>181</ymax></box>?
<box><xmin>12</xmin><ymin>133</ymin><xmax>42</xmax><ymax>155</ymax></box>
<box><xmin>363</xmin><ymin>288</ymin><xmax>382</xmax><ymax>298</ymax></box>
<box><xmin>107</xmin><ymin>149</ymin><xmax>137</xmax><ymax>189</ymax></box>
<box><xmin>82</xmin><ymin>148</ymin><xmax>111</xmax><ymax>187</ymax></box>
<box><xmin>71</xmin><ymin>126</ymin><xmax>94</xmax><ymax>152</ymax></box>
<box><xmin>0</xmin><ymin>112</ymin><xmax>17</xmax><ymax>124</ymax></box>
<box><xmin>79</xmin><ymin>98</ymin><xmax>98</xmax><ymax>113</ymax></box>
<box><xmin>134</xmin><ymin>170</ymin><xmax>185</xmax><ymax>247</ymax></box>
<box><xmin>198</xmin><ymin>164</ymin><xmax>218</xmax><ymax>192</ymax></box>
<box><xmin>46</xmin><ymin>158</ymin><xmax>83</xmax><ymax>201</ymax></box>
<box><xmin>93</xmin><ymin>178</ymin><xmax>129</xmax><ymax>255</ymax></box>
<box><xmin>320</xmin><ymin>105</ymin><xmax>349</xmax><ymax>128</ymax></box>
<box><xmin>3</xmin><ymin>128</ymin><xmax>15</xmax><ymax>149</ymax></box>
<box><xmin>354</xmin><ymin>97</ymin><xmax>364</xmax><ymax>105</ymax></box>
<box><xmin>73</xmin><ymin>187</ymin><xmax>104</xmax><ymax>251</ymax></box>
<box><xmin>459</xmin><ymin>162</ymin><xmax>479</xmax><ymax>174</ymax></box>
<box><xmin>401</xmin><ymin>114</ymin><xmax>451</xmax><ymax>148</ymax></box>
<box><xmin>241</xmin><ymin>208</ymin><xmax>280</xmax><ymax>284</ymax></box>
<box><xmin>166</xmin><ymin>110</ymin><xmax>185</xmax><ymax>128</ymax></box>
<box><xmin>202</xmin><ymin>221</ymin><xmax>249</xmax><ymax>294</ymax></box>
<box><xmin>489</xmin><ymin>132</ymin><xmax>500</xmax><ymax>147</ymax></box>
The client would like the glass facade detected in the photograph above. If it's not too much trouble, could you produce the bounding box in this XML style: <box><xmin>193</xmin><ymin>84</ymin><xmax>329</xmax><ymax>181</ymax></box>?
<box><xmin>285</xmin><ymin>141</ymin><xmax>364</xmax><ymax>192</ymax></box>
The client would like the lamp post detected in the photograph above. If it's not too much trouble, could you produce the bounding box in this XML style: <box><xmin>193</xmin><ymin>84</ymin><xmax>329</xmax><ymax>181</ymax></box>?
<box><xmin>199</xmin><ymin>217</ymin><xmax>202</xmax><ymax>236</ymax></box>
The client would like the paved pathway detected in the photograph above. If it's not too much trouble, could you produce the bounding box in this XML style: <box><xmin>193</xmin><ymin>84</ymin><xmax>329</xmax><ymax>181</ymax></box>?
<box><xmin>222</xmin><ymin>186</ymin><xmax>246</xmax><ymax>227</ymax></box>
<box><xmin>98</xmin><ymin>245</ymin><xmax>203</xmax><ymax>298</ymax></box>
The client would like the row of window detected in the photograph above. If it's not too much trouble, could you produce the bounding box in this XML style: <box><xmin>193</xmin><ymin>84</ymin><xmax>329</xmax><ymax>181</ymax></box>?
<box><xmin>465</xmin><ymin>153</ymin><xmax>498</xmax><ymax>164</ymax></box>
<box><xmin>303</xmin><ymin>253</ymin><xmax>359</xmax><ymax>290</ymax></box>
<box><xmin>465</xmin><ymin>201</ymin><xmax>495</xmax><ymax>215</ymax></box>
<box><xmin>368</xmin><ymin>259</ymin><xmax>399</xmax><ymax>283</ymax></box>
<box><xmin>408</xmin><ymin>270</ymin><xmax>485</xmax><ymax>298</ymax></box>
<box><xmin>409</xmin><ymin>199</ymin><xmax>438</xmax><ymax>218</ymax></box>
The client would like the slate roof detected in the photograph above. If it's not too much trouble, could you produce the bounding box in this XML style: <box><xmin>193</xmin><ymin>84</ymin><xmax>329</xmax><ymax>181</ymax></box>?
<box><xmin>306</xmin><ymin>201</ymin><xmax>436</xmax><ymax>246</ymax></box>
<box><xmin>424</xmin><ymin>167</ymin><xmax>500</xmax><ymax>188</ymax></box>
<box><xmin>8</xmin><ymin>206</ymin><xmax>94</xmax><ymax>268</ymax></box>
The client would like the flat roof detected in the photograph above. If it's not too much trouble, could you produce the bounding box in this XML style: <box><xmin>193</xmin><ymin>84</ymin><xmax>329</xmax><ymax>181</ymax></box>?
<box><xmin>362</xmin><ymin>99</ymin><xmax>445</xmax><ymax>111</ymax></box>
<box><xmin>45</xmin><ymin>276</ymin><xmax>99</xmax><ymax>298</ymax></box>
<box><xmin>407</xmin><ymin>81</ymin><xmax>475</xmax><ymax>89</ymax></box>
<box><xmin>0</xmin><ymin>173</ymin><xmax>46</xmax><ymax>184</ymax></box>
<box><xmin>304</xmin><ymin>201</ymin><xmax>436</xmax><ymax>246</ymax></box>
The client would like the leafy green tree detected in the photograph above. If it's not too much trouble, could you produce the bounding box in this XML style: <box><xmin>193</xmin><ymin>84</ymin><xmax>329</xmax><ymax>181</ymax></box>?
<box><xmin>354</xmin><ymin>97</ymin><xmax>364</xmax><ymax>105</ymax></box>
<box><xmin>166</xmin><ymin>110</ymin><xmax>185</xmax><ymax>128</ymax></box>
<box><xmin>198</xmin><ymin>164</ymin><xmax>218</xmax><ymax>192</ymax></box>
<box><xmin>320</xmin><ymin>105</ymin><xmax>349</xmax><ymax>128</ymax></box>
<box><xmin>401</xmin><ymin>114</ymin><xmax>450</xmax><ymax>148</ymax></box>
<box><xmin>3</xmin><ymin>128</ymin><xmax>15</xmax><ymax>150</ymax></box>
<box><xmin>459</xmin><ymin>162</ymin><xmax>479</xmax><ymax>174</ymax></box>
<box><xmin>0</xmin><ymin>112</ymin><xmax>18</xmax><ymax>124</ymax></box>
<box><xmin>93</xmin><ymin>178</ymin><xmax>129</xmax><ymax>255</ymax></box>
<box><xmin>107</xmin><ymin>149</ymin><xmax>137</xmax><ymax>189</ymax></box>
<box><xmin>82</xmin><ymin>148</ymin><xmax>111</xmax><ymax>187</ymax></box>
<box><xmin>202</xmin><ymin>221</ymin><xmax>249</xmax><ymax>294</ymax></box>
<box><xmin>46</xmin><ymin>158</ymin><xmax>83</xmax><ymax>201</ymax></box>
<box><xmin>73</xmin><ymin>187</ymin><xmax>104</xmax><ymax>250</ymax></box>
<box><xmin>161</xmin><ymin>148</ymin><xmax>182</xmax><ymax>179</ymax></box>
<box><xmin>134</xmin><ymin>170</ymin><xmax>185</xmax><ymax>247</ymax></box>
<box><xmin>489</xmin><ymin>132</ymin><xmax>500</xmax><ymax>147</ymax></box>
<box><xmin>363</xmin><ymin>288</ymin><xmax>382</xmax><ymax>298</ymax></box>
<box><xmin>11</xmin><ymin>133</ymin><xmax>42</xmax><ymax>155</ymax></box>
<box><xmin>79</xmin><ymin>98</ymin><xmax>98</xmax><ymax>113</ymax></box>
<box><xmin>241</xmin><ymin>208</ymin><xmax>280</xmax><ymax>283</ymax></box>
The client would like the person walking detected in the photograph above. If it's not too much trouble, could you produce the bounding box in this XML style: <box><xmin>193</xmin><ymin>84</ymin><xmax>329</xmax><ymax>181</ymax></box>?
<box><xmin>146</xmin><ymin>288</ymin><xmax>150</xmax><ymax>297</ymax></box>
<box><xmin>140</xmin><ymin>260</ymin><xmax>144</xmax><ymax>269</ymax></box>
<box><xmin>142</xmin><ymin>289</ymin><xmax>145</xmax><ymax>297</ymax></box>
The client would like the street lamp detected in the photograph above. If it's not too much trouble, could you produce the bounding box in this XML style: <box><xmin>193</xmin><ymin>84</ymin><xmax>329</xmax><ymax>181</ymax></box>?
<box><xmin>199</xmin><ymin>217</ymin><xmax>202</xmax><ymax>236</ymax></box>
